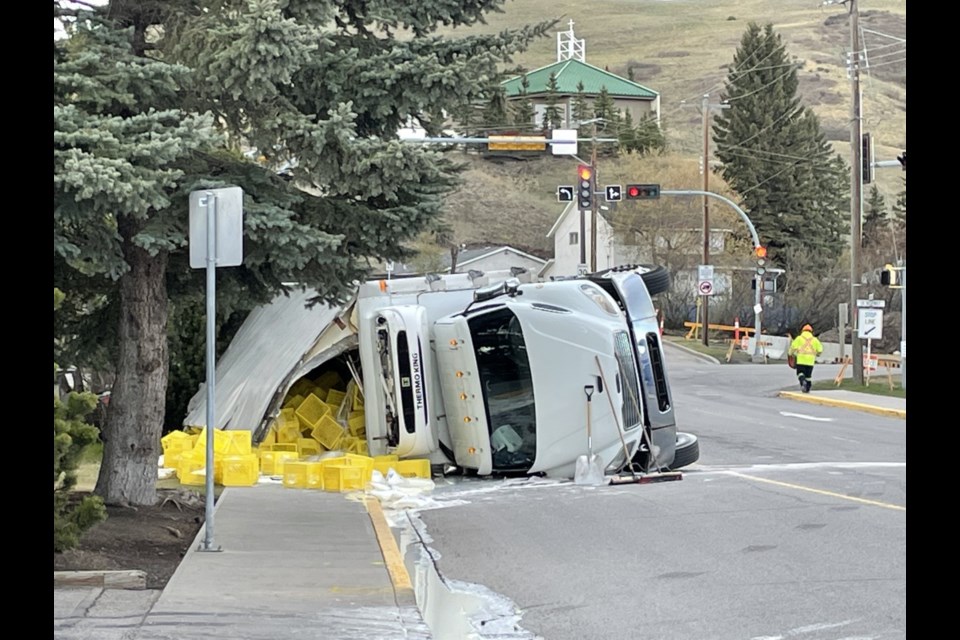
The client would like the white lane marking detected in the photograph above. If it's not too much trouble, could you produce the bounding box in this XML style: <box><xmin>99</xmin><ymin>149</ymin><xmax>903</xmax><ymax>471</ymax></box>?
<box><xmin>692</xmin><ymin>461</ymin><xmax>905</xmax><ymax>475</ymax></box>
<box><xmin>779</xmin><ymin>411</ymin><xmax>834</xmax><ymax>422</ymax></box>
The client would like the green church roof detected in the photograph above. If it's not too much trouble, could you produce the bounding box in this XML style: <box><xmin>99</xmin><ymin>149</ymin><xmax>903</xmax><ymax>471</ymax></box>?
<box><xmin>502</xmin><ymin>59</ymin><xmax>658</xmax><ymax>99</ymax></box>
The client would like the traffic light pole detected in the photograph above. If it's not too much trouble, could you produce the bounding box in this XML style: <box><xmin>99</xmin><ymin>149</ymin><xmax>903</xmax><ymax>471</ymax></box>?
<box><xmin>590</xmin><ymin>123</ymin><xmax>599</xmax><ymax>272</ymax></box>
<box><xmin>900</xmin><ymin>265</ymin><xmax>906</xmax><ymax>389</ymax></box>
<box><xmin>848</xmin><ymin>0</ymin><xmax>865</xmax><ymax>385</ymax></box>
<box><xmin>662</xmin><ymin>189</ymin><xmax>766</xmax><ymax>359</ymax></box>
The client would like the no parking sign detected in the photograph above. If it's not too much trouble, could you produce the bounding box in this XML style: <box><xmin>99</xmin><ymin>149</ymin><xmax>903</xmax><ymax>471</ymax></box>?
<box><xmin>697</xmin><ymin>265</ymin><xmax>715</xmax><ymax>296</ymax></box>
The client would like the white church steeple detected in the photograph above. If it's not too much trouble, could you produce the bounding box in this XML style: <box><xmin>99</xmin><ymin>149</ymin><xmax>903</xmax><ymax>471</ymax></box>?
<box><xmin>557</xmin><ymin>20</ymin><xmax>586</xmax><ymax>62</ymax></box>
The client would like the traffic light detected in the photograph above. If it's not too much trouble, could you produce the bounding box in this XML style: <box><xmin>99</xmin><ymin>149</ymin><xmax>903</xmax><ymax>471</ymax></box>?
<box><xmin>625</xmin><ymin>184</ymin><xmax>660</xmax><ymax>199</ymax></box>
<box><xmin>880</xmin><ymin>263</ymin><xmax>899</xmax><ymax>286</ymax></box>
<box><xmin>577</xmin><ymin>164</ymin><xmax>595</xmax><ymax>210</ymax></box>
<box><xmin>897</xmin><ymin>151</ymin><xmax>906</xmax><ymax>171</ymax></box>
<box><xmin>861</xmin><ymin>132</ymin><xmax>874</xmax><ymax>184</ymax></box>
<box><xmin>755</xmin><ymin>246</ymin><xmax>767</xmax><ymax>275</ymax></box>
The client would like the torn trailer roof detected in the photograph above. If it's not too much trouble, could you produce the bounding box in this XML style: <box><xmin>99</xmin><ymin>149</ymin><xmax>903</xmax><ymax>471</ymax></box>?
<box><xmin>182</xmin><ymin>286</ymin><xmax>359</xmax><ymax>440</ymax></box>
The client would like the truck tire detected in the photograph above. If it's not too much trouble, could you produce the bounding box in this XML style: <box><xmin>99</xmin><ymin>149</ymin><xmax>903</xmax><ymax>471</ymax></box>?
<box><xmin>637</xmin><ymin>265</ymin><xmax>670</xmax><ymax>296</ymax></box>
<box><xmin>668</xmin><ymin>432</ymin><xmax>700</xmax><ymax>470</ymax></box>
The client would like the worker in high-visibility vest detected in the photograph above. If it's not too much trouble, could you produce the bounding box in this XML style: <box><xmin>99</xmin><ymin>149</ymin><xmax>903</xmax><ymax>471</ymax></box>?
<box><xmin>789</xmin><ymin>324</ymin><xmax>823</xmax><ymax>393</ymax></box>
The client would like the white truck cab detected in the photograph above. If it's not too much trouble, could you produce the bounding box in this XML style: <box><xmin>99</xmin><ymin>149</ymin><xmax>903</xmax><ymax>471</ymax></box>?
<box><xmin>433</xmin><ymin>279</ymin><xmax>646</xmax><ymax>478</ymax></box>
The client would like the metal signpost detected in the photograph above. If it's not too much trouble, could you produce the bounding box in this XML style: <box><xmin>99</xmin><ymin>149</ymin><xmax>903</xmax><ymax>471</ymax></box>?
<box><xmin>189</xmin><ymin>186</ymin><xmax>244</xmax><ymax>552</ymax></box>
<box><xmin>856</xmin><ymin>298</ymin><xmax>884</xmax><ymax>380</ymax></box>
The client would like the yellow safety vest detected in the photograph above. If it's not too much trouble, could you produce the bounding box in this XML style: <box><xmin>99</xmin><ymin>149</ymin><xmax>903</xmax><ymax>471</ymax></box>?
<box><xmin>790</xmin><ymin>332</ymin><xmax>822</xmax><ymax>366</ymax></box>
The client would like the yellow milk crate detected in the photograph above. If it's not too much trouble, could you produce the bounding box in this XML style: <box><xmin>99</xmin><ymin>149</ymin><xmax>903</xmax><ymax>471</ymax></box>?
<box><xmin>289</xmin><ymin>380</ymin><xmax>311</xmax><ymax>397</ymax></box>
<box><xmin>348</xmin><ymin>414</ymin><xmax>366</xmax><ymax>437</ymax></box>
<box><xmin>395</xmin><ymin>458</ymin><xmax>432</xmax><ymax>479</ymax></box>
<box><xmin>297</xmin><ymin>437</ymin><xmax>322</xmax><ymax>457</ymax></box>
<box><xmin>224</xmin><ymin>430</ymin><xmax>252</xmax><ymax>455</ymax></box>
<box><xmin>161</xmin><ymin>429</ymin><xmax>193</xmax><ymax>449</ymax></box>
<box><xmin>177</xmin><ymin>453</ymin><xmax>215</xmax><ymax>486</ymax></box>
<box><xmin>314</xmin><ymin>370</ymin><xmax>341</xmax><ymax>392</ymax></box>
<box><xmin>282</xmin><ymin>461</ymin><xmax>310</xmax><ymax>489</ymax></box>
<box><xmin>295</xmin><ymin>393</ymin><xmax>331</xmax><ymax>431</ymax></box>
<box><xmin>260</xmin><ymin>449</ymin><xmax>298</xmax><ymax>476</ymax></box>
<box><xmin>348</xmin><ymin>438</ymin><xmax>368</xmax><ymax>455</ymax></box>
<box><xmin>277</xmin><ymin>417</ymin><xmax>301</xmax><ymax>445</ymax></box>
<box><xmin>311</xmin><ymin>415</ymin><xmax>345</xmax><ymax>450</ymax></box>
<box><xmin>193</xmin><ymin>428</ymin><xmax>235</xmax><ymax>454</ymax></box>
<box><xmin>325</xmin><ymin>388</ymin><xmax>347</xmax><ymax>410</ymax></box>
<box><xmin>221</xmin><ymin>454</ymin><xmax>259</xmax><ymax>486</ymax></box>
<box><xmin>304</xmin><ymin>461</ymin><xmax>324</xmax><ymax>490</ymax></box>
<box><xmin>341</xmin><ymin>453</ymin><xmax>374</xmax><ymax>481</ymax></box>
<box><xmin>372</xmin><ymin>454</ymin><xmax>400</xmax><ymax>476</ymax></box>
<box><xmin>322</xmin><ymin>464</ymin><xmax>365</xmax><ymax>492</ymax></box>
<box><xmin>269</xmin><ymin>443</ymin><xmax>298</xmax><ymax>452</ymax></box>
<box><xmin>283</xmin><ymin>393</ymin><xmax>305</xmax><ymax>410</ymax></box>
<box><xmin>260</xmin><ymin>425</ymin><xmax>277</xmax><ymax>448</ymax></box>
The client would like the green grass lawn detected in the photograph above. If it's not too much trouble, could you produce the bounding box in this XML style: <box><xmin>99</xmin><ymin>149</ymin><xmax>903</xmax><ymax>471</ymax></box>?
<box><xmin>812</xmin><ymin>376</ymin><xmax>906</xmax><ymax>399</ymax></box>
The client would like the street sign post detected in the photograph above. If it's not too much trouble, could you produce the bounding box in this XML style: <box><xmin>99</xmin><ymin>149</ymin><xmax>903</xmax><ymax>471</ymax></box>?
<box><xmin>189</xmin><ymin>186</ymin><xmax>244</xmax><ymax>554</ymax></box>
<box><xmin>857</xmin><ymin>308</ymin><xmax>883</xmax><ymax>339</ymax></box>
<box><xmin>697</xmin><ymin>265</ymin><xmax>715</xmax><ymax>297</ymax></box>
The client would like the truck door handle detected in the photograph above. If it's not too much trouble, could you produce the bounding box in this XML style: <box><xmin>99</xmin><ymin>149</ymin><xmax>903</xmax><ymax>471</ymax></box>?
<box><xmin>615</xmin><ymin>373</ymin><xmax>621</xmax><ymax>394</ymax></box>
<box><xmin>596</xmin><ymin>375</ymin><xmax>603</xmax><ymax>394</ymax></box>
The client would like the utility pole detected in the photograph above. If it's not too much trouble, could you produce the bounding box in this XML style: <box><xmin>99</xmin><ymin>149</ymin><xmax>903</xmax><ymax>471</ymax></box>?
<box><xmin>683</xmin><ymin>95</ymin><xmax>728</xmax><ymax>346</ymax></box>
<box><xmin>590</xmin><ymin>120</ymin><xmax>599</xmax><ymax>272</ymax></box>
<box><xmin>848</xmin><ymin>0</ymin><xmax>865</xmax><ymax>385</ymax></box>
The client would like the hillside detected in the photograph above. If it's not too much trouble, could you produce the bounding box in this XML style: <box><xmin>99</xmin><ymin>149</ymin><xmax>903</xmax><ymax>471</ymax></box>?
<box><xmin>432</xmin><ymin>0</ymin><xmax>906</xmax><ymax>252</ymax></box>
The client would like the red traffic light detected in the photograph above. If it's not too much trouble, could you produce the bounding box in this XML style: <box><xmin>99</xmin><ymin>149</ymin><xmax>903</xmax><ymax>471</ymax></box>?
<box><xmin>577</xmin><ymin>165</ymin><xmax>593</xmax><ymax>181</ymax></box>
<box><xmin>624</xmin><ymin>183</ymin><xmax>660</xmax><ymax>199</ymax></box>
<box><xmin>755</xmin><ymin>246</ymin><xmax>767</xmax><ymax>258</ymax></box>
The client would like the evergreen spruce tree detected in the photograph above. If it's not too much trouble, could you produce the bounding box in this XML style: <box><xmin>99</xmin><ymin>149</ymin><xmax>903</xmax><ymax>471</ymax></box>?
<box><xmin>54</xmin><ymin>0</ymin><xmax>551</xmax><ymax>506</ymax></box>
<box><xmin>571</xmin><ymin>81</ymin><xmax>591</xmax><ymax>156</ymax></box>
<box><xmin>592</xmin><ymin>87</ymin><xmax>619</xmax><ymax>129</ymax></box>
<box><xmin>591</xmin><ymin>87</ymin><xmax>621</xmax><ymax>157</ymax></box>
<box><xmin>619</xmin><ymin>109</ymin><xmax>637</xmax><ymax>154</ymax></box>
<box><xmin>634</xmin><ymin>114</ymin><xmax>667</xmax><ymax>156</ymax></box>
<box><xmin>892</xmin><ymin>179</ymin><xmax>906</xmax><ymax>226</ymax></box>
<box><xmin>483</xmin><ymin>85</ymin><xmax>510</xmax><ymax>131</ymax></box>
<box><xmin>712</xmin><ymin>22</ymin><xmax>848</xmax><ymax>272</ymax></box>
<box><xmin>862</xmin><ymin>185</ymin><xmax>887</xmax><ymax>249</ymax></box>
<box><xmin>542</xmin><ymin>72</ymin><xmax>562</xmax><ymax>130</ymax></box>
<box><xmin>571</xmin><ymin>81</ymin><xmax>590</xmax><ymax>125</ymax></box>
<box><xmin>512</xmin><ymin>74</ymin><xmax>536</xmax><ymax>129</ymax></box>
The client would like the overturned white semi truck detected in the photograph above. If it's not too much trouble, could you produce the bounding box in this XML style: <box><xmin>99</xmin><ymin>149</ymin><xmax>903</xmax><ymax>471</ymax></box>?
<box><xmin>183</xmin><ymin>265</ymin><xmax>699</xmax><ymax>478</ymax></box>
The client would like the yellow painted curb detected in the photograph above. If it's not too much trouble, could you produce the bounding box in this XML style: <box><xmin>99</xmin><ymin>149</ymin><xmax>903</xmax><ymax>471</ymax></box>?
<box><xmin>365</xmin><ymin>497</ymin><xmax>415</xmax><ymax>600</ymax></box>
<box><xmin>778</xmin><ymin>391</ymin><xmax>905</xmax><ymax>419</ymax></box>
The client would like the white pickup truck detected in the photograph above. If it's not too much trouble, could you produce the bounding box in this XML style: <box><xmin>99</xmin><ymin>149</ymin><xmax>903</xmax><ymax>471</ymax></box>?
<box><xmin>186</xmin><ymin>264</ymin><xmax>698</xmax><ymax>478</ymax></box>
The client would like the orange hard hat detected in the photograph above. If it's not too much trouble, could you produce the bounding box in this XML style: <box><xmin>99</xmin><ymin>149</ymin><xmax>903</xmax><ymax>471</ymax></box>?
<box><xmin>802</xmin><ymin>324</ymin><xmax>813</xmax><ymax>332</ymax></box>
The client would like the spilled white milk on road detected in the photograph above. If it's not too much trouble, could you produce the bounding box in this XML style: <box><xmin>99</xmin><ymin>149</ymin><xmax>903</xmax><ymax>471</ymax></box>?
<box><xmin>370</xmin><ymin>471</ymin><xmax>563</xmax><ymax>639</ymax></box>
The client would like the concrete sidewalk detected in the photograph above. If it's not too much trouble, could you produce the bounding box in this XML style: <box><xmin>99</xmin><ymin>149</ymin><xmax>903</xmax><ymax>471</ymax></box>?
<box><xmin>55</xmin><ymin>484</ymin><xmax>431</xmax><ymax>640</ymax></box>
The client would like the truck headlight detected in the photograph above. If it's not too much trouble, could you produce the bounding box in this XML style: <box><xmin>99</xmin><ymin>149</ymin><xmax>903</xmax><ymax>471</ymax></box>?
<box><xmin>579</xmin><ymin>284</ymin><xmax>618</xmax><ymax>315</ymax></box>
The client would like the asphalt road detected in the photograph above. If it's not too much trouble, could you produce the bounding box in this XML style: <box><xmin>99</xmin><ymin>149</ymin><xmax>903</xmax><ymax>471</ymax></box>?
<box><xmin>408</xmin><ymin>348</ymin><xmax>906</xmax><ymax>640</ymax></box>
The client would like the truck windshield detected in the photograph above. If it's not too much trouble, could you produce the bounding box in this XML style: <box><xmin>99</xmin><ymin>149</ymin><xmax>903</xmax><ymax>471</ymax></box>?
<box><xmin>468</xmin><ymin>307</ymin><xmax>537</xmax><ymax>472</ymax></box>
